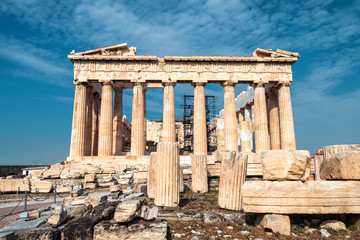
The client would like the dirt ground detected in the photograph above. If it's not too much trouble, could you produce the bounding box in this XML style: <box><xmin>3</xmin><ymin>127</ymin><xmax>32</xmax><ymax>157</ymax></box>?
<box><xmin>164</xmin><ymin>191</ymin><xmax>360</xmax><ymax>240</ymax></box>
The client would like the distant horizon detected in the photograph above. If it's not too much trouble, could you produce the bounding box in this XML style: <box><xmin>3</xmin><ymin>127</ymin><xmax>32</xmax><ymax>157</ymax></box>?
<box><xmin>1</xmin><ymin>0</ymin><xmax>359</xmax><ymax>165</ymax></box>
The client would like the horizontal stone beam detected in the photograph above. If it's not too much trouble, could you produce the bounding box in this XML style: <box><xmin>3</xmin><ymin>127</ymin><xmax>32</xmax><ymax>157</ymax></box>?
<box><xmin>242</xmin><ymin>181</ymin><xmax>360</xmax><ymax>214</ymax></box>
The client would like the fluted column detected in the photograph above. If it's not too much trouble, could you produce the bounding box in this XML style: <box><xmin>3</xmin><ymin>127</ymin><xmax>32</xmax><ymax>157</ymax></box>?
<box><xmin>131</xmin><ymin>83</ymin><xmax>145</xmax><ymax>156</ymax></box>
<box><xmin>98</xmin><ymin>81</ymin><xmax>114</xmax><ymax>156</ymax></box>
<box><xmin>144</xmin><ymin>87</ymin><xmax>147</xmax><ymax>149</ymax></box>
<box><xmin>268</xmin><ymin>88</ymin><xmax>281</xmax><ymax>150</ymax></box>
<box><xmin>253</xmin><ymin>83</ymin><xmax>270</xmax><ymax>153</ymax></box>
<box><xmin>69</xmin><ymin>83</ymin><xmax>87</xmax><ymax>157</ymax></box>
<box><xmin>91</xmin><ymin>93</ymin><xmax>100</xmax><ymax>156</ymax></box>
<box><xmin>278</xmin><ymin>83</ymin><xmax>296</xmax><ymax>149</ymax></box>
<box><xmin>223</xmin><ymin>83</ymin><xmax>238</xmax><ymax>152</ymax></box>
<box><xmin>162</xmin><ymin>83</ymin><xmax>176</xmax><ymax>142</ymax></box>
<box><xmin>191</xmin><ymin>155</ymin><xmax>208</xmax><ymax>193</ymax></box>
<box><xmin>154</xmin><ymin>142</ymin><xmax>180</xmax><ymax>207</ymax></box>
<box><xmin>84</xmin><ymin>87</ymin><xmax>93</xmax><ymax>156</ymax></box>
<box><xmin>113</xmin><ymin>86</ymin><xmax>123</xmax><ymax>155</ymax></box>
<box><xmin>218</xmin><ymin>152</ymin><xmax>248</xmax><ymax>210</ymax></box>
<box><xmin>193</xmin><ymin>83</ymin><xmax>207</xmax><ymax>155</ymax></box>
<box><xmin>240</xmin><ymin>108</ymin><xmax>252</xmax><ymax>153</ymax></box>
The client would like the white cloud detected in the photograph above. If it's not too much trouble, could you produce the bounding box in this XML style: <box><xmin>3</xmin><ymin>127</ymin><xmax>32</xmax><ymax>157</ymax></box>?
<box><xmin>0</xmin><ymin>36</ymin><xmax>72</xmax><ymax>87</ymax></box>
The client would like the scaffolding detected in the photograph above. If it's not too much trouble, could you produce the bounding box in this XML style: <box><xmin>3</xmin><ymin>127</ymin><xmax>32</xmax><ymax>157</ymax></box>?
<box><xmin>181</xmin><ymin>95</ymin><xmax>217</xmax><ymax>153</ymax></box>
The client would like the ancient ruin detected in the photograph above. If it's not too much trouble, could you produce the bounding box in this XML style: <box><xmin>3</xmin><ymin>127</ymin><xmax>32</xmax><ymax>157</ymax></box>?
<box><xmin>1</xmin><ymin>43</ymin><xmax>360</xmax><ymax>239</ymax></box>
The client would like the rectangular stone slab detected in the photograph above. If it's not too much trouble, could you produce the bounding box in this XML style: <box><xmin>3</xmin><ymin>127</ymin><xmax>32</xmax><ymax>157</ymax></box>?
<box><xmin>242</xmin><ymin>181</ymin><xmax>360</xmax><ymax>214</ymax></box>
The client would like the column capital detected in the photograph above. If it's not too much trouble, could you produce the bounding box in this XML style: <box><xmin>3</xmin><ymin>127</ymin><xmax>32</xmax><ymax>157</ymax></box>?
<box><xmin>251</xmin><ymin>82</ymin><xmax>266</xmax><ymax>88</ymax></box>
<box><xmin>74</xmin><ymin>80</ymin><xmax>88</xmax><ymax>86</ymax></box>
<box><xmin>163</xmin><ymin>82</ymin><xmax>176</xmax><ymax>87</ymax></box>
<box><xmin>221</xmin><ymin>81</ymin><xmax>236</xmax><ymax>87</ymax></box>
<box><xmin>99</xmin><ymin>79</ymin><xmax>113</xmax><ymax>86</ymax></box>
<box><xmin>192</xmin><ymin>82</ymin><xmax>206</xmax><ymax>87</ymax></box>
<box><xmin>278</xmin><ymin>80</ymin><xmax>292</xmax><ymax>87</ymax></box>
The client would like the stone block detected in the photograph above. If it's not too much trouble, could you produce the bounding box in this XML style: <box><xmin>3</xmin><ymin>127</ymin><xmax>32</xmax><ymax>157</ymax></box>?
<box><xmin>84</xmin><ymin>182</ymin><xmax>98</xmax><ymax>189</ymax></box>
<box><xmin>320</xmin><ymin>151</ymin><xmax>360</xmax><ymax>180</ymax></box>
<box><xmin>93</xmin><ymin>220</ymin><xmax>167</xmax><ymax>240</ymax></box>
<box><xmin>84</xmin><ymin>174</ymin><xmax>96</xmax><ymax>183</ymax></box>
<box><xmin>242</xmin><ymin>180</ymin><xmax>360</xmax><ymax>214</ymax></box>
<box><xmin>109</xmin><ymin>185</ymin><xmax>121</xmax><ymax>193</ymax></box>
<box><xmin>320</xmin><ymin>220</ymin><xmax>346</xmax><ymax>231</ymax></box>
<box><xmin>113</xmin><ymin>200</ymin><xmax>140</xmax><ymax>223</ymax></box>
<box><xmin>42</xmin><ymin>169</ymin><xmax>62</xmax><ymax>179</ymax></box>
<box><xmin>85</xmin><ymin>193</ymin><xmax>108</xmax><ymax>207</ymax></box>
<box><xmin>60</xmin><ymin>169</ymin><xmax>82</xmax><ymax>179</ymax></box>
<box><xmin>30</xmin><ymin>180</ymin><xmax>53</xmax><ymax>193</ymax></box>
<box><xmin>86</xmin><ymin>166</ymin><xmax>101</xmax><ymax>174</ymax></box>
<box><xmin>140</xmin><ymin>206</ymin><xmax>158</xmax><ymax>220</ymax></box>
<box><xmin>133</xmin><ymin>171</ymin><xmax>147</xmax><ymax>181</ymax></box>
<box><xmin>261</xmin><ymin>150</ymin><xmax>311</xmax><ymax>180</ymax></box>
<box><xmin>0</xmin><ymin>179</ymin><xmax>30</xmax><ymax>193</ymax></box>
<box><xmin>102</xmin><ymin>167</ymin><xmax>116</xmax><ymax>174</ymax></box>
<box><xmin>48</xmin><ymin>206</ymin><xmax>67</xmax><ymax>226</ymax></box>
<box><xmin>70</xmin><ymin>188</ymin><xmax>84</xmax><ymax>197</ymax></box>
<box><xmin>323</xmin><ymin>144</ymin><xmax>360</xmax><ymax>158</ymax></box>
<box><xmin>255</xmin><ymin>214</ymin><xmax>291</xmax><ymax>236</ymax></box>
<box><xmin>31</xmin><ymin>170</ymin><xmax>44</xmax><ymax>179</ymax></box>
<box><xmin>56</xmin><ymin>186</ymin><xmax>72</xmax><ymax>193</ymax></box>
<box><xmin>19</xmin><ymin>212</ymin><xmax>29</xmax><ymax>219</ymax></box>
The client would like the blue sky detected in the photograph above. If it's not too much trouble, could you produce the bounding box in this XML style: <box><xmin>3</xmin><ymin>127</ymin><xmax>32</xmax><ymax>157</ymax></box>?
<box><xmin>0</xmin><ymin>0</ymin><xmax>359</xmax><ymax>165</ymax></box>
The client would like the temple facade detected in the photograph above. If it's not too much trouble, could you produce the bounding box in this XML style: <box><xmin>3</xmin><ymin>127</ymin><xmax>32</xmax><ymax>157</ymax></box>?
<box><xmin>67</xmin><ymin>43</ymin><xmax>299</xmax><ymax>161</ymax></box>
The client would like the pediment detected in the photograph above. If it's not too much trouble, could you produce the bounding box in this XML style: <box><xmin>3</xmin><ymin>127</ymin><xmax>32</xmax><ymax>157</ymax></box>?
<box><xmin>70</xmin><ymin>43</ymin><xmax>136</xmax><ymax>56</ymax></box>
<box><xmin>253</xmin><ymin>48</ymin><xmax>300</xmax><ymax>58</ymax></box>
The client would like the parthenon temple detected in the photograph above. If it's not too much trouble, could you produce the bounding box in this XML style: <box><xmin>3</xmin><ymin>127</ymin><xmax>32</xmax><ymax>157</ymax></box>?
<box><xmin>2</xmin><ymin>43</ymin><xmax>360</xmax><ymax>239</ymax></box>
<box><xmin>67</xmin><ymin>43</ymin><xmax>298</xmax><ymax>163</ymax></box>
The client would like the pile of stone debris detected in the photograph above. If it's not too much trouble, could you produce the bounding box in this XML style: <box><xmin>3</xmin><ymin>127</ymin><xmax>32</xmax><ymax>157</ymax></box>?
<box><xmin>0</xmin><ymin>187</ymin><xmax>166</xmax><ymax>240</ymax></box>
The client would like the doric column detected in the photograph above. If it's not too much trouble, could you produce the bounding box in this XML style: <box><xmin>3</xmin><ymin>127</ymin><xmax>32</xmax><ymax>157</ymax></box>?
<box><xmin>193</xmin><ymin>83</ymin><xmax>207</xmax><ymax>155</ymax></box>
<box><xmin>240</xmin><ymin>108</ymin><xmax>252</xmax><ymax>153</ymax></box>
<box><xmin>218</xmin><ymin>152</ymin><xmax>248</xmax><ymax>210</ymax></box>
<box><xmin>98</xmin><ymin>81</ymin><xmax>114</xmax><ymax>156</ymax></box>
<box><xmin>223</xmin><ymin>82</ymin><xmax>238</xmax><ymax>152</ymax></box>
<box><xmin>69</xmin><ymin>82</ymin><xmax>87</xmax><ymax>157</ymax></box>
<box><xmin>144</xmin><ymin>87</ymin><xmax>147</xmax><ymax>149</ymax></box>
<box><xmin>131</xmin><ymin>83</ymin><xmax>145</xmax><ymax>156</ymax></box>
<box><xmin>162</xmin><ymin>82</ymin><xmax>176</xmax><ymax>142</ymax></box>
<box><xmin>278</xmin><ymin>82</ymin><xmax>296</xmax><ymax>149</ymax></box>
<box><xmin>113</xmin><ymin>86</ymin><xmax>123</xmax><ymax>155</ymax></box>
<box><xmin>253</xmin><ymin>83</ymin><xmax>270</xmax><ymax>152</ymax></box>
<box><xmin>91</xmin><ymin>93</ymin><xmax>100</xmax><ymax>156</ymax></box>
<box><xmin>84</xmin><ymin>87</ymin><xmax>93</xmax><ymax>156</ymax></box>
<box><xmin>245</xmin><ymin>105</ymin><xmax>254</xmax><ymax>152</ymax></box>
<box><xmin>268</xmin><ymin>88</ymin><xmax>281</xmax><ymax>150</ymax></box>
<box><xmin>154</xmin><ymin>142</ymin><xmax>180</xmax><ymax>207</ymax></box>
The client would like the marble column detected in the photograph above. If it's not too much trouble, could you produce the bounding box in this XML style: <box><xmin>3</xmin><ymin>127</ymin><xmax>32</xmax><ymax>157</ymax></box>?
<box><xmin>91</xmin><ymin>93</ymin><xmax>100</xmax><ymax>156</ymax></box>
<box><xmin>268</xmin><ymin>88</ymin><xmax>281</xmax><ymax>150</ymax></box>
<box><xmin>113</xmin><ymin>86</ymin><xmax>123</xmax><ymax>155</ymax></box>
<box><xmin>240</xmin><ymin>108</ymin><xmax>252</xmax><ymax>153</ymax></box>
<box><xmin>154</xmin><ymin>142</ymin><xmax>180</xmax><ymax>207</ymax></box>
<box><xmin>223</xmin><ymin>83</ymin><xmax>238</xmax><ymax>152</ymax></box>
<box><xmin>278</xmin><ymin>83</ymin><xmax>296</xmax><ymax>150</ymax></box>
<box><xmin>98</xmin><ymin>81</ymin><xmax>114</xmax><ymax>156</ymax></box>
<box><xmin>131</xmin><ymin>83</ymin><xmax>145</xmax><ymax>156</ymax></box>
<box><xmin>162</xmin><ymin>83</ymin><xmax>176</xmax><ymax>142</ymax></box>
<box><xmin>84</xmin><ymin>87</ymin><xmax>93</xmax><ymax>156</ymax></box>
<box><xmin>144</xmin><ymin>87</ymin><xmax>147</xmax><ymax>149</ymax></box>
<box><xmin>254</xmin><ymin>83</ymin><xmax>270</xmax><ymax>153</ymax></box>
<box><xmin>69</xmin><ymin>82</ymin><xmax>87</xmax><ymax>157</ymax></box>
<box><xmin>193</xmin><ymin>83</ymin><xmax>207</xmax><ymax>155</ymax></box>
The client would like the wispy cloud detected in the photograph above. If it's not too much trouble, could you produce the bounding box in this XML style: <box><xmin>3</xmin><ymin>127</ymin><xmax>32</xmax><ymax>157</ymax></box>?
<box><xmin>0</xmin><ymin>36</ymin><xmax>72</xmax><ymax>87</ymax></box>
